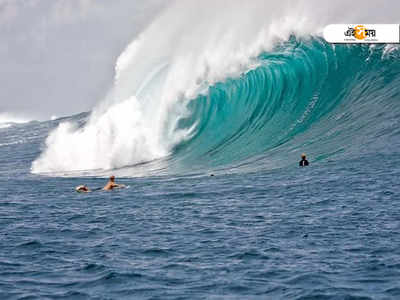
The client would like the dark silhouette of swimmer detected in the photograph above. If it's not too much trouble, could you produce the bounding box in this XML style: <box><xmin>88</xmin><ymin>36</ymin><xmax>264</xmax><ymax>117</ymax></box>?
<box><xmin>299</xmin><ymin>153</ymin><xmax>309</xmax><ymax>167</ymax></box>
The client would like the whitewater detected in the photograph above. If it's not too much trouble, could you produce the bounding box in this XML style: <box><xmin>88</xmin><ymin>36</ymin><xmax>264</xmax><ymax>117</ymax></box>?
<box><xmin>1</xmin><ymin>1</ymin><xmax>400</xmax><ymax>299</ymax></box>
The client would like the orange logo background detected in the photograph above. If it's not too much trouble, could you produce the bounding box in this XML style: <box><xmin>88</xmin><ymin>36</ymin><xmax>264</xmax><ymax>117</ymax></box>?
<box><xmin>354</xmin><ymin>25</ymin><xmax>366</xmax><ymax>40</ymax></box>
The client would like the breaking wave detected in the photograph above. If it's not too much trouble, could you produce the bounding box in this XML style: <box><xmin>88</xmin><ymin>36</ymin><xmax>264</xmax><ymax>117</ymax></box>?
<box><xmin>30</xmin><ymin>1</ymin><xmax>400</xmax><ymax>176</ymax></box>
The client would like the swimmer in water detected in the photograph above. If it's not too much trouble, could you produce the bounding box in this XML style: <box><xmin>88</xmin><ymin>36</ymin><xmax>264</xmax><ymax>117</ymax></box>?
<box><xmin>75</xmin><ymin>185</ymin><xmax>91</xmax><ymax>193</ymax></box>
<box><xmin>299</xmin><ymin>153</ymin><xmax>309</xmax><ymax>167</ymax></box>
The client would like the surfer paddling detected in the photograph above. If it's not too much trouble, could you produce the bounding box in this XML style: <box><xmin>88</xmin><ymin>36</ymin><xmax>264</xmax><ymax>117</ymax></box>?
<box><xmin>75</xmin><ymin>175</ymin><xmax>125</xmax><ymax>193</ymax></box>
<box><xmin>103</xmin><ymin>175</ymin><xmax>125</xmax><ymax>191</ymax></box>
<box><xmin>75</xmin><ymin>185</ymin><xmax>91</xmax><ymax>193</ymax></box>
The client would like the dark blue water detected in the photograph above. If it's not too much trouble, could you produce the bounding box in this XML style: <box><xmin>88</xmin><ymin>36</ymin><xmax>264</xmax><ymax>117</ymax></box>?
<box><xmin>1</xmin><ymin>126</ymin><xmax>400</xmax><ymax>299</ymax></box>
<box><xmin>1</xmin><ymin>40</ymin><xmax>400</xmax><ymax>299</ymax></box>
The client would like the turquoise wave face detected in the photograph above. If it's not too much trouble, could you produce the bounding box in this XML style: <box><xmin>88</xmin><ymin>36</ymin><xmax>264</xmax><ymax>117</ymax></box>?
<box><xmin>170</xmin><ymin>37</ymin><xmax>400</xmax><ymax>173</ymax></box>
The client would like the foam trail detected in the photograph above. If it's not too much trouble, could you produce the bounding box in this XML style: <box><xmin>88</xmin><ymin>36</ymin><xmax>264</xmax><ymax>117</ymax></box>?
<box><xmin>31</xmin><ymin>0</ymin><xmax>399</xmax><ymax>174</ymax></box>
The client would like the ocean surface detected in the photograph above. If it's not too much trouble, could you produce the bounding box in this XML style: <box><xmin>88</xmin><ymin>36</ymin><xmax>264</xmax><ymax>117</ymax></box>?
<box><xmin>1</xmin><ymin>37</ymin><xmax>400</xmax><ymax>299</ymax></box>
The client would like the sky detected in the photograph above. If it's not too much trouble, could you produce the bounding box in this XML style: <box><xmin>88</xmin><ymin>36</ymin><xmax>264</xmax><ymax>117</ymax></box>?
<box><xmin>0</xmin><ymin>0</ymin><xmax>399</xmax><ymax>121</ymax></box>
<box><xmin>0</xmin><ymin>0</ymin><xmax>165</xmax><ymax>120</ymax></box>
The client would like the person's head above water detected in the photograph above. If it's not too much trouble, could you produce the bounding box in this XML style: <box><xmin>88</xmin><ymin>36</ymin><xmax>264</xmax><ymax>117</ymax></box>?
<box><xmin>110</xmin><ymin>175</ymin><xmax>115</xmax><ymax>182</ymax></box>
<box><xmin>75</xmin><ymin>185</ymin><xmax>90</xmax><ymax>192</ymax></box>
<box><xmin>299</xmin><ymin>153</ymin><xmax>309</xmax><ymax>167</ymax></box>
